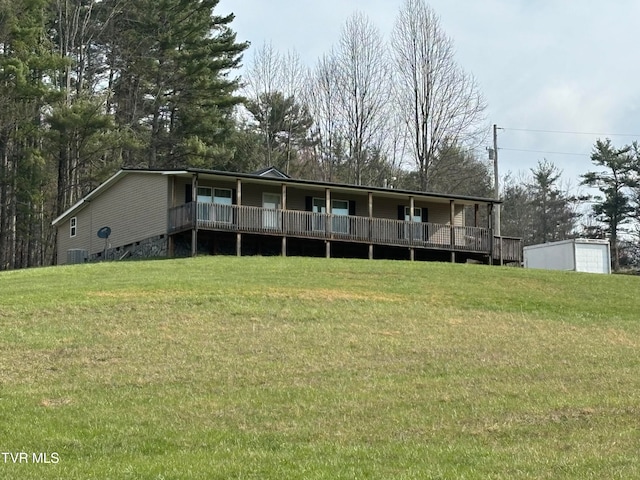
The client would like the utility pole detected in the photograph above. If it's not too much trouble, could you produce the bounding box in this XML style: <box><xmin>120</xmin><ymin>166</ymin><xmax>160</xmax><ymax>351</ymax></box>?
<box><xmin>493</xmin><ymin>124</ymin><xmax>501</xmax><ymax>236</ymax></box>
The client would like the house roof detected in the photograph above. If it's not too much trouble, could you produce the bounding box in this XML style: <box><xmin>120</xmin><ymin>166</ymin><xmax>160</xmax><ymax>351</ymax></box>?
<box><xmin>251</xmin><ymin>166</ymin><xmax>291</xmax><ymax>178</ymax></box>
<box><xmin>52</xmin><ymin>167</ymin><xmax>500</xmax><ymax>226</ymax></box>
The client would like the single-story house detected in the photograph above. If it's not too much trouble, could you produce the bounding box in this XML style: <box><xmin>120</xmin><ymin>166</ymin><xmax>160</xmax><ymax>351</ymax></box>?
<box><xmin>51</xmin><ymin>167</ymin><xmax>522</xmax><ymax>265</ymax></box>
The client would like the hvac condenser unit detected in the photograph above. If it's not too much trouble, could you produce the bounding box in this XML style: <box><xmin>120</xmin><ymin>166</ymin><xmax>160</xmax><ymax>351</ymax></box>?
<box><xmin>67</xmin><ymin>249</ymin><xmax>88</xmax><ymax>265</ymax></box>
<box><xmin>523</xmin><ymin>239</ymin><xmax>611</xmax><ymax>274</ymax></box>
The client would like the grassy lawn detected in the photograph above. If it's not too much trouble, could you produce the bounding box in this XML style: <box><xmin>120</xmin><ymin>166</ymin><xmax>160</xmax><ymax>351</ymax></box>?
<box><xmin>1</xmin><ymin>256</ymin><xmax>639</xmax><ymax>479</ymax></box>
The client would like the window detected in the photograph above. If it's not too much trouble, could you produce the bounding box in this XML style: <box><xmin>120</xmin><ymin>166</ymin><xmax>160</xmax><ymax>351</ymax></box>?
<box><xmin>404</xmin><ymin>206</ymin><xmax>422</xmax><ymax>222</ymax></box>
<box><xmin>404</xmin><ymin>207</ymin><xmax>423</xmax><ymax>240</ymax></box>
<box><xmin>213</xmin><ymin>188</ymin><xmax>233</xmax><ymax>223</ymax></box>
<box><xmin>213</xmin><ymin>188</ymin><xmax>233</xmax><ymax>205</ymax></box>
<box><xmin>311</xmin><ymin>197</ymin><xmax>351</xmax><ymax>233</ymax></box>
<box><xmin>70</xmin><ymin>217</ymin><xmax>77</xmax><ymax>237</ymax></box>
<box><xmin>197</xmin><ymin>187</ymin><xmax>233</xmax><ymax>223</ymax></box>
<box><xmin>312</xmin><ymin>198</ymin><xmax>326</xmax><ymax>231</ymax></box>
<box><xmin>332</xmin><ymin>199</ymin><xmax>349</xmax><ymax>233</ymax></box>
<box><xmin>196</xmin><ymin>187</ymin><xmax>212</xmax><ymax>221</ymax></box>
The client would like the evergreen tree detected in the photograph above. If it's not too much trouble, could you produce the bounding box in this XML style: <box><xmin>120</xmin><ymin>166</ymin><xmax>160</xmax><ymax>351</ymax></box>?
<box><xmin>102</xmin><ymin>0</ymin><xmax>248</xmax><ymax>168</ymax></box>
<box><xmin>0</xmin><ymin>0</ymin><xmax>65</xmax><ymax>269</ymax></box>
<box><xmin>528</xmin><ymin>160</ymin><xmax>578</xmax><ymax>244</ymax></box>
<box><xmin>245</xmin><ymin>91</ymin><xmax>314</xmax><ymax>174</ymax></box>
<box><xmin>581</xmin><ymin>139</ymin><xmax>637</xmax><ymax>271</ymax></box>
<box><xmin>501</xmin><ymin>162</ymin><xmax>579</xmax><ymax>246</ymax></box>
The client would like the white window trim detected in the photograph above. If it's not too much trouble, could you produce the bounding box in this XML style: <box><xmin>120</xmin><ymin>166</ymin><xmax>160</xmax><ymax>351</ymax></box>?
<box><xmin>404</xmin><ymin>206</ymin><xmax>423</xmax><ymax>222</ymax></box>
<box><xmin>312</xmin><ymin>197</ymin><xmax>349</xmax><ymax>214</ymax></box>
<box><xmin>70</xmin><ymin>217</ymin><xmax>77</xmax><ymax>238</ymax></box>
<box><xmin>213</xmin><ymin>188</ymin><xmax>233</xmax><ymax>204</ymax></box>
<box><xmin>197</xmin><ymin>186</ymin><xmax>212</xmax><ymax>203</ymax></box>
<box><xmin>312</xmin><ymin>197</ymin><xmax>350</xmax><ymax>234</ymax></box>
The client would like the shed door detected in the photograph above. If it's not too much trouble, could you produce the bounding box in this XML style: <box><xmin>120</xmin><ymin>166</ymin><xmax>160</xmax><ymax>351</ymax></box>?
<box><xmin>575</xmin><ymin>243</ymin><xmax>610</xmax><ymax>274</ymax></box>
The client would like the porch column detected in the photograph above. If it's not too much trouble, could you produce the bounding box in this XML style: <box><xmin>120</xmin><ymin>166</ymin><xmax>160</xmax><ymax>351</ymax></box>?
<box><xmin>409</xmin><ymin>196</ymin><xmax>415</xmax><ymax>261</ymax></box>
<box><xmin>168</xmin><ymin>176</ymin><xmax>176</xmax><ymax>258</ymax></box>
<box><xmin>450</xmin><ymin>200</ymin><xmax>455</xmax><ymax>263</ymax></box>
<box><xmin>488</xmin><ymin>203</ymin><xmax>494</xmax><ymax>265</ymax></box>
<box><xmin>325</xmin><ymin>188</ymin><xmax>331</xmax><ymax>258</ymax></box>
<box><xmin>368</xmin><ymin>192</ymin><xmax>373</xmax><ymax>260</ymax></box>
<box><xmin>191</xmin><ymin>173</ymin><xmax>198</xmax><ymax>257</ymax></box>
<box><xmin>236</xmin><ymin>179</ymin><xmax>242</xmax><ymax>257</ymax></box>
<box><xmin>474</xmin><ymin>203</ymin><xmax>479</xmax><ymax>228</ymax></box>
<box><xmin>281</xmin><ymin>183</ymin><xmax>287</xmax><ymax>257</ymax></box>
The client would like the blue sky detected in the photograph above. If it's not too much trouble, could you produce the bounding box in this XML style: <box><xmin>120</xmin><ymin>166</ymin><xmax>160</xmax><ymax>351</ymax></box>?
<box><xmin>218</xmin><ymin>0</ymin><xmax>640</xmax><ymax>192</ymax></box>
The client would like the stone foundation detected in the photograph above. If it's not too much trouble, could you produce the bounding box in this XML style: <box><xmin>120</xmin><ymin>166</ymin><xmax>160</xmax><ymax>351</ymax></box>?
<box><xmin>91</xmin><ymin>234</ymin><xmax>168</xmax><ymax>262</ymax></box>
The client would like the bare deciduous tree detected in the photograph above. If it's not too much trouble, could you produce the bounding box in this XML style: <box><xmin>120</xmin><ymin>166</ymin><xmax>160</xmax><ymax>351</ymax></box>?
<box><xmin>305</xmin><ymin>54</ymin><xmax>342</xmax><ymax>182</ymax></box>
<box><xmin>243</xmin><ymin>43</ymin><xmax>311</xmax><ymax>173</ymax></box>
<box><xmin>391</xmin><ymin>0</ymin><xmax>486</xmax><ymax>191</ymax></box>
<box><xmin>333</xmin><ymin>12</ymin><xmax>389</xmax><ymax>185</ymax></box>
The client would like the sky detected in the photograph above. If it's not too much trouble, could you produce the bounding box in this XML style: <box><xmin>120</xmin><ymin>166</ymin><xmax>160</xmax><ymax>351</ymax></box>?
<box><xmin>217</xmin><ymin>0</ymin><xmax>640</xmax><ymax>194</ymax></box>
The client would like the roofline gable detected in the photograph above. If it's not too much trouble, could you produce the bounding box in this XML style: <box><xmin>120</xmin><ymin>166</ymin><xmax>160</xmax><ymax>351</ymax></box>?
<box><xmin>51</xmin><ymin>169</ymin><xmax>177</xmax><ymax>226</ymax></box>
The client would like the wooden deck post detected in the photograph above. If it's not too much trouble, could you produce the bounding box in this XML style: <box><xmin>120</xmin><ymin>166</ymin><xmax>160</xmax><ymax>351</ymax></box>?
<box><xmin>236</xmin><ymin>179</ymin><xmax>242</xmax><ymax>257</ymax></box>
<box><xmin>167</xmin><ymin>176</ymin><xmax>176</xmax><ymax>258</ymax></box>
<box><xmin>488</xmin><ymin>203</ymin><xmax>494</xmax><ymax>264</ymax></box>
<box><xmin>325</xmin><ymin>188</ymin><xmax>331</xmax><ymax>259</ymax></box>
<box><xmin>281</xmin><ymin>183</ymin><xmax>287</xmax><ymax>257</ymax></box>
<box><xmin>409</xmin><ymin>196</ymin><xmax>415</xmax><ymax>261</ymax></box>
<box><xmin>191</xmin><ymin>174</ymin><xmax>198</xmax><ymax>257</ymax></box>
<box><xmin>368</xmin><ymin>192</ymin><xmax>373</xmax><ymax>260</ymax></box>
<box><xmin>450</xmin><ymin>200</ymin><xmax>455</xmax><ymax>263</ymax></box>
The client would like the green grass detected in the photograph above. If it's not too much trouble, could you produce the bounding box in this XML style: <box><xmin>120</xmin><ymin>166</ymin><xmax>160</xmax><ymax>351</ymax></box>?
<box><xmin>1</xmin><ymin>256</ymin><xmax>640</xmax><ymax>479</ymax></box>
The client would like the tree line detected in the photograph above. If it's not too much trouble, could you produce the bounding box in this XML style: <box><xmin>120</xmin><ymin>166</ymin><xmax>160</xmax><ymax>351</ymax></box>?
<box><xmin>0</xmin><ymin>0</ymin><xmax>638</xmax><ymax>271</ymax></box>
<box><xmin>501</xmin><ymin>140</ymin><xmax>640</xmax><ymax>272</ymax></box>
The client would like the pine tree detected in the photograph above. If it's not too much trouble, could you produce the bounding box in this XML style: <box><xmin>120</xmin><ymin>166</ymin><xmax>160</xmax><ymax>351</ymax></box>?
<box><xmin>102</xmin><ymin>0</ymin><xmax>248</xmax><ymax>168</ymax></box>
<box><xmin>528</xmin><ymin>160</ymin><xmax>578</xmax><ymax>244</ymax></box>
<box><xmin>581</xmin><ymin>139</ymin><xmax>637</xmax><ymax>271</ymax></box>
<box><xmin>0</xmin><ymin>0</ymin><xmax>65</xmax><ymax>269</ymax></box>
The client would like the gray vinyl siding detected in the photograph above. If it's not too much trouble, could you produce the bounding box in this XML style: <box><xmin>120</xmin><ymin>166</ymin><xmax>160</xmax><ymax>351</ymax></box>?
<box><xmin>57</xmin><ymin>173</ymin><xmax>168</xmax><ymax>264</ymax></box>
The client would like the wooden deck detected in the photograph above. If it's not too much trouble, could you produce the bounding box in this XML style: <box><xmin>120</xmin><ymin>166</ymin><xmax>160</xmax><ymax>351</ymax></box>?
<box><xmin>168</xmin><ymin>202</ymin><xmax>522</xmax><ymax>263</ymax></box>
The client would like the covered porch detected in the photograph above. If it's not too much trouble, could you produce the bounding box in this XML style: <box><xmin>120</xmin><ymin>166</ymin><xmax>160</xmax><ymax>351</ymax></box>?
<box><xmin>168</xmin><ymin>202</ymin><xmax>522</xmax><ymax>264</ymax></box>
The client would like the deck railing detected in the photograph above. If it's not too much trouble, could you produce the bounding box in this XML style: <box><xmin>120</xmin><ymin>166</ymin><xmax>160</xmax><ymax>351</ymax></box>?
<box><xmin>169</xmin><ymin>202</ymin><xmax>521</xmax><ymax>259</ymax></box>
<box><xmin>493</xmin><ymin>236</ymin><xmax>523</xmax><ymax>263</ymax></box>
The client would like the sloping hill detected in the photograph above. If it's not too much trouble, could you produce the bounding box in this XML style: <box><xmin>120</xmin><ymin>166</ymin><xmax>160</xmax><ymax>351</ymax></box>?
<box><xmin>1</xmin><ymin>257</ymin><xmax>639</xmax><ymax>479</ymax></box>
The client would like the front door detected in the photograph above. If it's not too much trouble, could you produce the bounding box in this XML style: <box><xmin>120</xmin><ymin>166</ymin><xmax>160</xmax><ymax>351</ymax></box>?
<box><xmin>262</xmin><ymin>193</ymin><xmax>281</xmax><ymax>229</ymax></box>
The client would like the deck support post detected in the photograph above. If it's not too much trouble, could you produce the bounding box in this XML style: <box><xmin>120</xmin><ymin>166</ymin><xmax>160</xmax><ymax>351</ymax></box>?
<box><xmin>191</xmin><ymin>173</ymin><xmax>198</xmax><ymax>257</ymax></box>
<box><xmin>282</xmin><ymin>183</ymin><xmax>287</xmax><ymax>257</ymax></box>
<box><xmin>368</xmin><ymin>192</ymin><xmax>373</xmax><ymax>260</ymax></box>
<box><xmin>488</xmin><ymin>203</ymin><xmax>494</xmax><ymax>264</ymax></box>
<box><xmin>449</xmin><ymin>200</ymin><xmax>455</xmax><ymax>263</ymax></box>
<box><xmin>409</xmin><ymin>196</ymin><xmax>415</xmax><ymax>261</ymax></box>
<box><xmin>236</xmin><ymin>179</ymin><xmax>242</xmax><ymax>257</ymax></box>
<box><xmin>168</xmin><ymin>235</ymin><xmax>174</xmax><ymax>258</ymax></box>
<box><xmin>325</xmin><ymin>188</ymin><xmax>331</xmax><ymax>259</ymax></box>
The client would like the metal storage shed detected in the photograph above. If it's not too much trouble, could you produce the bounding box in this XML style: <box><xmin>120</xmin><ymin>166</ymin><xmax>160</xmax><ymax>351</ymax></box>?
<box><xmin>523</xmin><ymin>239</ymin><xmax>611</xmax><ymax>274</ymax></box>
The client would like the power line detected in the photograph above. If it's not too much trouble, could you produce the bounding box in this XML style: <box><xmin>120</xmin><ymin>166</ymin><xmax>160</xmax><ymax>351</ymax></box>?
<box><xmin>501</xmin><ymin>147</ymin><xmax>590</xmax><ymax>157</ymax></box>
<box><xmin>503</xmin><ymin>127</ymin><xmax>640</xmax><ymax>138</ymax></box>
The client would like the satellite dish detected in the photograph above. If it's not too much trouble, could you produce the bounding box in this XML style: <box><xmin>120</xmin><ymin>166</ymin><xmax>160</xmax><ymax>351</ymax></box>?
<box><xmin>97</xmin><ymin>226</ymin><xmax>111</xmax><ymax>239</ymax></box>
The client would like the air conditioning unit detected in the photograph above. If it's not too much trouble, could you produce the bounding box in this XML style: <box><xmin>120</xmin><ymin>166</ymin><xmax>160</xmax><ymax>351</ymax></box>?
<box><xmin>67</xmin><ymin>249</ymin><xmax>88</xmax><ymax>265</ymax></box>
